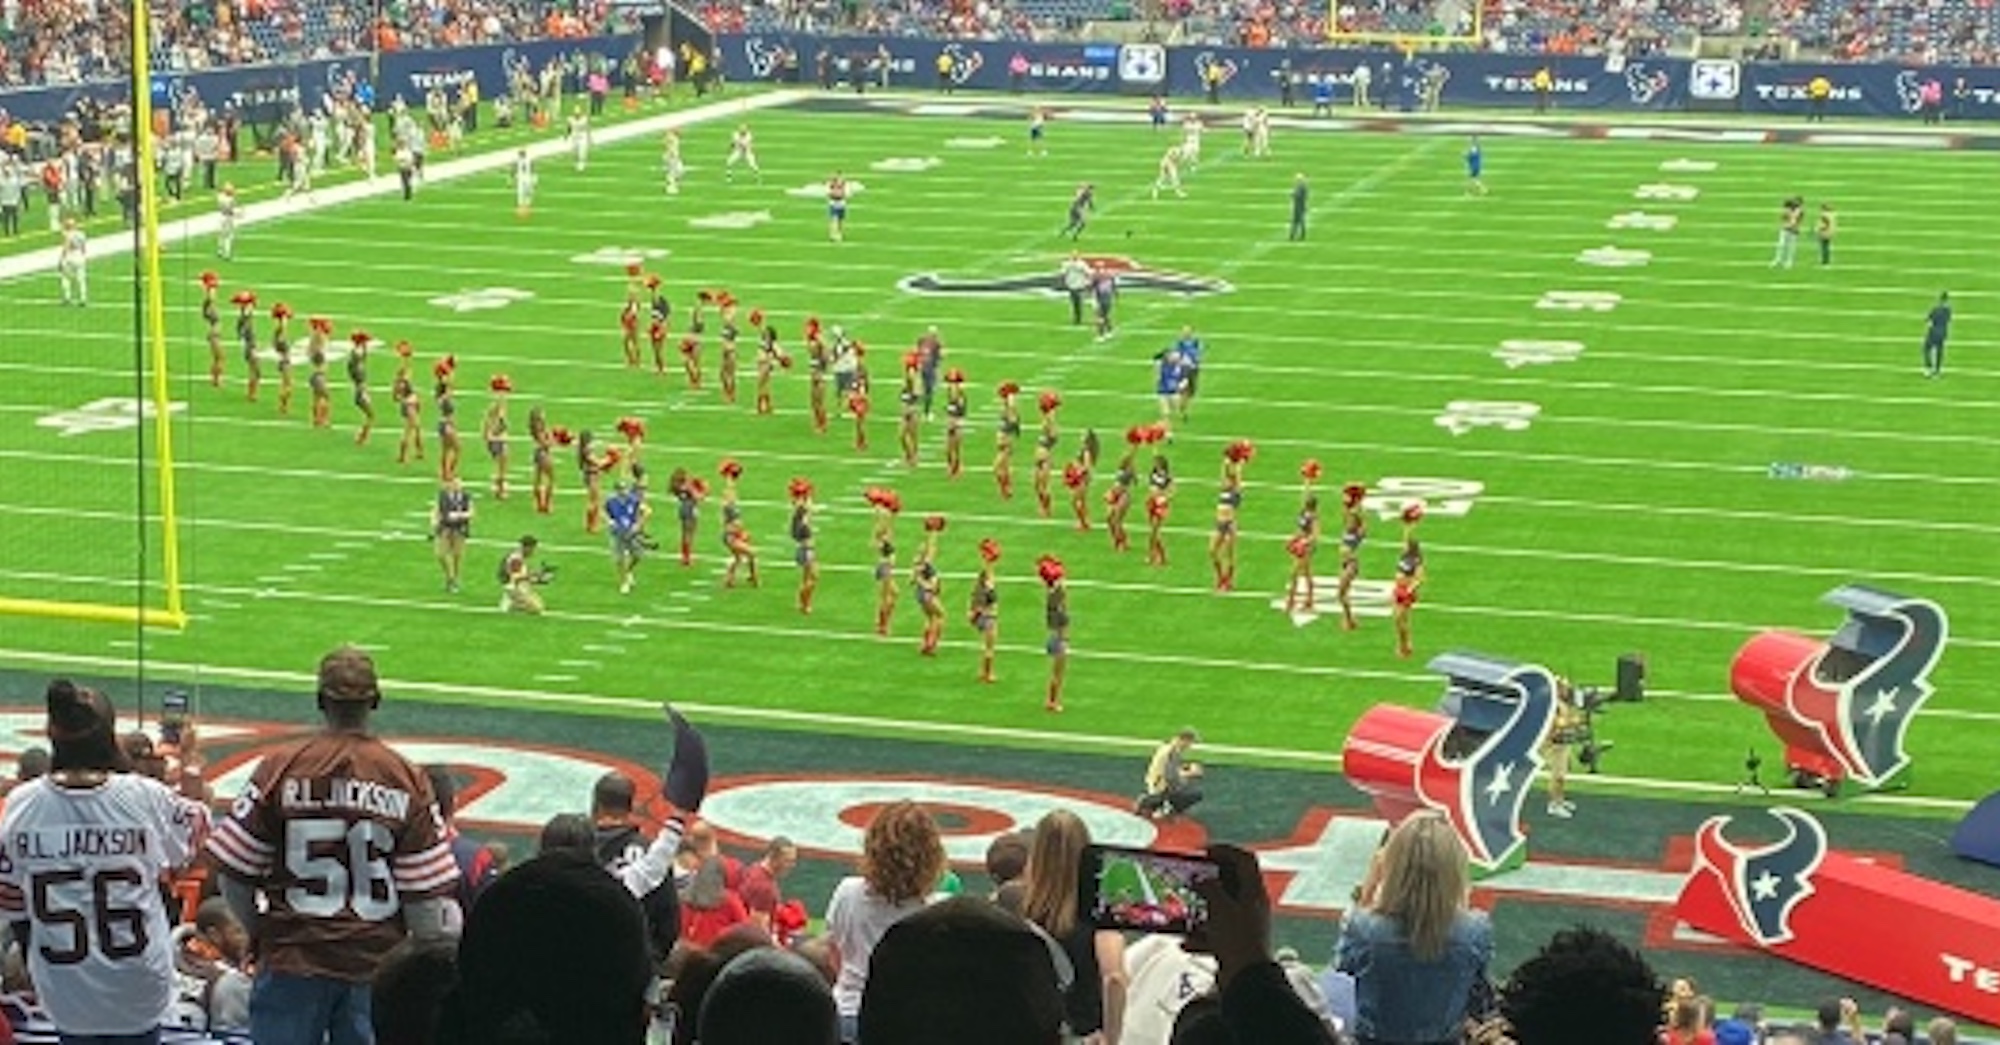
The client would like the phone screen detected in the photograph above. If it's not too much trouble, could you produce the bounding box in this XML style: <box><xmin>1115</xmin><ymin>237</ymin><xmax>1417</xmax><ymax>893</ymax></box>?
<box><xmin>1077</xmin><ymin>844</ymin><xmax>1220</xmax><ymax>935</ymax></box>
<box><xmin>160</xmin><ymin>692</ymin><xmax>190</xmax><ymax>744</ymax></box>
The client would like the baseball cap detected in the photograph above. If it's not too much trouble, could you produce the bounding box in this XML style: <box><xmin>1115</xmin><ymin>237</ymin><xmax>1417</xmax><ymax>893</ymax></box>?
<box><xmin>1714</xmin><ymin>1019</ymin><xmax>1756</xmax><ymax>1045</ymax></box>
<box><xmin>318</xmin><ymin>645</ymin><xmax>381</xmax><ymax>703</ymax></box>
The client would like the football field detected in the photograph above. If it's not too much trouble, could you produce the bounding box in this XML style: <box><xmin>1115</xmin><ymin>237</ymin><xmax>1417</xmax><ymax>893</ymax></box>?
<box><xmin>2</xmin><ymin>89</ymin><xmax>1996</xmax><ymax>807</ymax></box>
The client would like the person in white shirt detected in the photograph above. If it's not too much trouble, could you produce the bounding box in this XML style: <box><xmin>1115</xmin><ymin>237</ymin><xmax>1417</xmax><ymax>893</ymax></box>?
<box><xmin>662</xmin><ymin>129</ymin><xmax>685</xmax><ymax>195</ymax></box>
<box><xmin>824</xmin><ymin>800</ymin><xmax>943</xmax><ymax>1042</ymax></box>
<box><xmin>513</xmin><ymin>149</ymin><xmax>536</xmax><ymax>216</ymax></box>
<box><xmin>1153</xmin><ymin>144</ymin><xmax>1186</xmax><ymax>199</ymax></box>
<box><xmin>216</xmin><ymin>182</ymin><xmax>239</xmax><ymax>260</ymax></box>
<box><xmin>567</xmin><ymin>109</ymin><xmax>592</xmax><ymax>172</ymax></box>
<box><xmin>0</xmin><ymin>681</ymin><xmax>210</xmax><ymax>1041</ymax></box>
<box><xmin>1180</xmin><ymin>114</ymin><xmax>1204</xmax><ymax>170</ymax></box>
<box><xmin>725</xmin><ymin>124</ymin><xmax>760</xmax><ymax>182</ymax></box>
<box><xmin>57</xmin><ymin>218</ymin><xmax>87</xmax><ymax>305</ymax></box>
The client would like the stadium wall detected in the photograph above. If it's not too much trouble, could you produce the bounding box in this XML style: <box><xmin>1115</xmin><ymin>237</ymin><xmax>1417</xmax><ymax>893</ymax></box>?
<box><xmin>0</xmin><ymin>35</ymin><xmax>643</xmax><ymax>126</ymax></box>
<box><xmin>718</xmin><ymin>34</ymin><xmax>2000</xmax><ymax>119</ymax></box>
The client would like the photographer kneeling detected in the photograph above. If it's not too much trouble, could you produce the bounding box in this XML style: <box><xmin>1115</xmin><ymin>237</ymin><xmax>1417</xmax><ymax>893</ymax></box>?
<box><xmin>501</xmin><ymin>535</ymin><xmax>553</xmax><ymax>615</ymax></box>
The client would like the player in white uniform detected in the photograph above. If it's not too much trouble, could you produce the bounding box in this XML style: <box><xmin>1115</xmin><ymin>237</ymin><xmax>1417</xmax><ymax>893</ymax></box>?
<box><xmin>1152</xmin><ymin>144</ymin><xmax>1186</xmax><ymax>199</ymax></box>
<box><xmin>57</xmin><ymin>218</ymin><xmax>87</xmax><ymax>305</ymax></box>
<box><xmin>662</xmin><ymin>129</ymin><xmax>685</xmax><ymax>194</ymax></box>
<box><xmin>513</xmin><ymin>149</ymin><xmax>537</xmax><ymax>216</ymax></box>
<box><xmin>1243</xmin><ymin>107</ymin><xmax>1272</xmax><ymax>157</ymax></box>
<box><xmin>567</xmin><ymin>108</ymin><xmax>593</xmax><ymax>172</ymax></box>
<box><xmin>1180</xmin><ymin>114</ymin><xmax>1204</xmax><ymax>170</ymax></box>
<box><xmin>0</xmin><ymin>682</ymin><xmax>210</xmax><ymax>1041</ymax></box>
<box><xmin>357</xmin><ymin>123</ymin><xmax>378</xmax><ymax>180</ymax></box>
<box><xmin>217</xmin><ymin>183</ymin><xmax>240</xmax><ymax>260</ymax></box>
<box><xmin>307</xmin><ymin>110</ymin><xmax>330</xmax><ymax>175</ymax></box>
<box><xmin>725</xmin><ymin>124</ymin><xmax>760</xmax><ymax>182</ymax></box>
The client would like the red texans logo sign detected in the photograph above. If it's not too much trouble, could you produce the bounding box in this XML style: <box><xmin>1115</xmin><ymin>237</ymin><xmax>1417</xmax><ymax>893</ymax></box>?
<box><xmin>1411</xmin><ymin>658</ymin><xmax>1557</xmax><ymax>874</ymax></box>
<box><xmin>1690</xmin><ymin>807</ymin><xmax>1827</xmax><ymax>946</ymax></box>
<box><xmin>1781</xmin><ymin>587</ymin><xmax>1946</xmax><ymax>788</ymax></box>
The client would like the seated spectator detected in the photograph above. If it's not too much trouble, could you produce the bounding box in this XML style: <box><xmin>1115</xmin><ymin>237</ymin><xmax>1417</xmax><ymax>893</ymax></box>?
<box><xmin>663</xmin><ymin>925</ymin><xmax>774</xmax><ymax>1045</ymax></box>
<box><xmin>984</xmin><ymin>828</ymin><xmax>1030</xmax><ymax>895</ymax></box>
<box><xmin>1019</xmin><ymin>809</ymin><xmax>1127</xmax><ymax>1044</ymax></box>
<box><xmin>538</xmin><ymin>810</ymin><xmax>595</xmax><ymax>854</ymax></box>
<box><xmin>1662</xmin><ymin>994</ymin><xmax>1716</xmax><ymax>1045</ymax></box>
<box><xmin>1500</xmin><ymin>926</ymin><xmax>1662</xmax><ymax>1045</ymax></box>
<box><xmin>1929</xmin><ymin>1017</ymin><xmax>1959</xmax><ymax>1045</ymax></box>
<box><xmin>698</xmin><ymin>947</ymin><xmax>839</xmax><ymax>1045</ymax></box>
<box><xmin>1335</xmin><ymin>812</ymin><xmax>1492</xmax><ymax>1045</ymax></box>
<box><xmin>1123</xmin><ymin>934</ymin><xmax>1342</xmax><ymax>1042</ymax></box>
<box><xmin>170</xmin><ymin>897</ymin><xmax>252</xmax><ymax>1032</ymax></box>
<box><xmin>1879</xmin><ymin>1007</ymin><xmax>1916</xmax><ymax>1045</ymax></box>
<box><xmin>0</xmin><ymin>746</ymin><xmax>48</xmax><ymax>796</ymax></box>
<box><xmin>434</xmin><ymin>850</ymin><xmax>656</xmax><ymax>1044</ymax></box>
<box><xmin>1812</xmin><ymin>998</ymin><xmax>1864</xmax><ymax>1045</ymax></box>
<box><xmin>681</xmin><ymin>854</ymin><xmax>753</xmax><ymax>947</ymax></box>
<box><xmin>372</xmin><ymin>937</ymin><xmax>459</xmax><ymax>1045</ymax></box>
<box><xmin>825</xmin><ymin>799</ymin><xmax>945</xmax><ymax>1042</ymax></box>
<box><xmin>858</xmin><ymin>896</ymin><xmax>1067</xmax><ymax>1045</ymax></box>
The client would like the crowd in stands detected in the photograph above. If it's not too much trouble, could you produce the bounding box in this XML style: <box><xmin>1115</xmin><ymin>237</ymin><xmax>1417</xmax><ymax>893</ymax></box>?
<box><xmin>0</xmin><ymin>0</ymin><xmax>630</xmax><ymax>89</ymax></box>
<box><xmin>0</xmin><ymin>654</ymin><xmax>1977</xmax><ymax>1043</ymax></box>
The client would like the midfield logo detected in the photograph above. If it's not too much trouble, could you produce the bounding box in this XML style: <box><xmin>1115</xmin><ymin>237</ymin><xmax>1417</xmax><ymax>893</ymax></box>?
<box><xmin>897</xmin><ymin>255</ymin><xmax>1233</xmax><ymax>298</ymax></box>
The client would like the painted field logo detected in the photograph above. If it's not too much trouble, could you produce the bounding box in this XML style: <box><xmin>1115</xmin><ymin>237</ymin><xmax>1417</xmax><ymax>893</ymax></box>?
<box><xmin>898</xmin><ymin>255</ymin><xmax>1233</xmax><ymax>298</ymax></box>
<box><xmin>690</xmin><ymin>210</ymin><xmax>774</xmax><ymax>230</ymax></box>
<box><xmin>571</xmin><ymin>246</ymin><xmax>670</xmax><ymax>267</ymax></box>
<box><xmin>428</xmin><ymin>287</ymin><xmax>535</xmax><ymax>313</ymax></box>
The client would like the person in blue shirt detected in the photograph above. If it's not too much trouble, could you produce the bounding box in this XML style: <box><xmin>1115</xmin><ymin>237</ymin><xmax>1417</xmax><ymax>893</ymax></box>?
<box><xmin>1464</xmin><ymin>135</ymin><xmax>1486</xmax><ymax>196</ymax></box>
<box><xmin>1154</xmin><ymin>350</ymin><xmax>1187</xmax><ymax>438</ymax></box>
<box><xmin>1289</xmin><ymin>173</ymin><xmax>1309</xmax><ymax>240</ymax></box>
<box><xmin>1312</xmin><ymin>75</ymin><xmax>1334</xmax><ymax>117</ymax></box>
<box><xmin>1924</xmin><ymin>291</ymin><xmax>1952</xmax><ymax>378</ymax></box>
<box><xmin>1336</xmin><ymin>813</ymin><xmax>1493</xmax><ymax>1045</ymax></box>
<box><xmin>605</xmin><ymin>481</ymin><xmax>649</xmax><ymax>595</ymax></box>
<box><xmin>1167</xmin><ymin>327</ymin><xmax>1203</xmax><ymax>422</ymax></box>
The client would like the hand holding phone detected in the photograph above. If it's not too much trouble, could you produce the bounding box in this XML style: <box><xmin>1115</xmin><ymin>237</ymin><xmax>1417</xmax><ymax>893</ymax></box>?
<box><xmin>159</xmin><ymin>691</ymin><xmax>191</xmax><ymax>746</ymax></box>
<box><xmin>1076</xmin><ymin>843</ymin><xmax>1221</xmax><ymax>936</ymax></box>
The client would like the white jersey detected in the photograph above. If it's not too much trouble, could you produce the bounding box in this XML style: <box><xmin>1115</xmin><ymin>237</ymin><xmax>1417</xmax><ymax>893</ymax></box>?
<box><xmin>59</xmin><ymin>227</ymin><xmax>86</xmax><ymax>267</ymax></box>
<box><xmin>1181</xmin><ymin>118</ymin><xmax>1204</xmax><ymax>156</ymax></box>
<box><xmin>0</xmin><ymin>774</ymin><xmax>209</xmax><ymax>1036</ymax></box>
<box><xmin>514</xmin><ymin>155</ymin><xmax>536</xmax><ymax>205</ymax></box>
<box><xmin>729</xmin><ymin>130</ymin><xmax>754</xmax><ymax>159</ymax></box>
<box><xmin>568</xmin><ymin>114</ymin><xmax>591</xmax><ymax>150</ymax></box>
<box><xmin>218</xmin><ymin>191</ymin><xmax>238</xmax><ymax>225</ymax></box>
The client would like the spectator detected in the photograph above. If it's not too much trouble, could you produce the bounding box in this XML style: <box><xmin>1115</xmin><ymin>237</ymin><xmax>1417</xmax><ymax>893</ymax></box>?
<box><xmin>1663</xmin><ymin>995</ymin><xmax>1717</xmax><ymax>1045</ymax></box>
<box><xmin>739</xmin><ymin>835</ymin><xmax>803</xmax><ymax>941</ymax></box>
<box><xmin>1018</xmin><ymin>809</ymin><xmax>1127</xmax><ymax>1044</ymax></box>
<box><xmin>592</xmin><ymin>769</ymin><xmax>687</xmax><ymax>960</ymax></box>
<box><xmin>371</xmin><ymin>937</ymin><xmax>459</xmax><ymax>1045</ymax></box>
<box><xmin>435</xmin><ymin>850</ymin><xmax>656</xmax><ymax>1045</ymax></box>
<box><xmin>1811</xmin><ymin>998</ymin><xmax>1867</xmax><ymax>1045</ymax></box>
<box><xmin>699</xmin><ymin>947</ymin><xmax>840</xmax><ymax>1045</ymax></box>
<box><xmin>538</xmin><ymin>810</ymin><xmax>596</xmax><ymax>854</ymax></box>
<box><xmin>1880</xmin><ymin>1007</ymin><xmax>1916</xmax><ymax>1045</ymax></box>
<box><xmin>985</xmin><ymin>829</ymin><xmax>1030</xmax><ymax>893</ymax></box>
<box><xmin>1178</xmin><ymin>844</ymin><xmax>1339</xmax><ymax>1044</ymax></box>
<box><xmin>1929</xmin><ymin>1017</ymin><xmax>1959</xmax><ymax>1045</ymax></box>
<box><xmin>208</xmin><ymin>645</ymin><xmax>461</xmax><ymax>1045</ymax></box>
<box><xmin>1335</xmin><ymin>812</ymin><xmax>1492</xmax><ymax>1045</ymax></box>
<box><xmin>664</xmin><ymin>927</ymin><xmax>775</xmax><ymax>1045</ymax></box>
<box><xmin>172</xmin><ymin>896</ymin><xmax>255</xmax><ymax>1032</ymax></box>
<box><xmin>1500</xmin><ymin>926</ymin><xmax>1663</xmax><ymax>1045</ymax></box>
<box><xmin>858</xmin><ymin>895</ymin><xmax>1067</xmax><ymax>1045</ymax></box>
<box><xmin>825</xmin><ymin>798</ymin><xmax>946</xmax><ymax>1042</ymax></box>
<box><xmin>682</xmin><ymin>854</ymin><xmax>753</xmax><ymax>947</ymax></box>
<box><xmin>1122</xmin><ymin>934</ymin><xmax>1343</xmax><ymax>1042</ymax></box>
<box><xmin>1137</xmin><ymin>727</ymin><xmax>1205</xmax><ymax>819</ymax></box>
<box><xmin>2</xmin><ymin>745</ymin><xmax>48</xmax><ymax>793</ymax></box>
<box><xmin>0</xmin><ymin>680</ymin><xmax>210</xmax><ymax>1043</ymax></box>
<box><xmin>427</xmin><ymin>763</ymin><xmax>502</xmax><ymax>913</ymax></box>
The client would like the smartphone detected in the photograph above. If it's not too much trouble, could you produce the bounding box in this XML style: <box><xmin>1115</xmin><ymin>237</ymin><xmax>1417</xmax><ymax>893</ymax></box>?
<box><xmin>1076</xmin><ymin>843</ymin><xmax>1221</xmax><ymax>935</ymax></box>
<box><xmin>159</xmin><ymin>690</ymin><xmax>190</xmax><ymax>746</ymax></box>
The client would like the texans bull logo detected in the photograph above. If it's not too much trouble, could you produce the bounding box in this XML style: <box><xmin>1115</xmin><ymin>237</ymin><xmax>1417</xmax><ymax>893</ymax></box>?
<box><xmin>1194</xmin><ymin>52</ymin><xmax>1240</xmax><ymax>87</ymax></box>
<box><xmin>943</xmin><ymin>44</ymin><xmax>984</xmax><ymax>84</ymax></box>
<box><xmin>1690</xmin><ymin>807</ymin><xmax>1827</xmax><ymax>946</ymax></box>
<box><xmin>1626</xmin><ymin>63</ymin><xmax>1670</xmax><ymax>104</ymax></box>
<box><xmin>897</xmin><ymin>256</ymin><xmax>1233</xmax><ymax>298</ymax></box>
<box><xmin>1412</xmin><ymin>664</ymin><xmax>1556</xmax><ymax>873</ymax></box>
<box><xmin>1783</xmin><ymin>592</ymin><xmax>1945</xmax><ymax>787</ymax></box>
<box><xmin>743</xmin><ymin>37</ymin><xmax>787</xmax><ymax>80</ymax></box>
<box><xmin>1893</xmin><ymin>70</ymin><xmax>1926</xmax><ymax>113</ymax></box>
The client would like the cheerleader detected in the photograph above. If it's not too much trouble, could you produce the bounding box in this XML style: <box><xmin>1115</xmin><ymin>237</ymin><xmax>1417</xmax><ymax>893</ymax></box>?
<box><xmin>913</xmin><ymin>514</ymin><xmax>946</xmax><ymax>655</ymax></box>
<box><xmin>896</xmin><ymin>355</ymin><xmax>922</xmax><ymax>468</ymax></box>
<box><xmin>942</xmin><ymin>368</ymin><xmax>968</xmax><ymax>477</ymax></box>
<box><xmin>577</xmin><ymin>430</ymin><xmax>619</xmax><ymax>534</ymax></box>
<box><xmin>233</xmin><ymin>291</ymin><xmax>260</xmax><ymax>401</ymax></box>
<box><xmin>866</xmin><ymin>487</ymin><xmax>902</xmax><ymax>634</ymax></box>
<box><xmin>993</xmin><ymin>381</ymin><xmax>1021</xmax><ymax>499</ymax></box>
<box><xmin>529</xmin><ymin>407</ymin><xmax>557</xmax><ymax>513</ymax></box>
<box><xmin>433</xmin><ymin>356</ymin><xmax>461</xmax><ymax>482</ymax></box>
<box><xmin>1211</xmin><ymin>440</ymin><xmax>1253</xmax><ymax>592</ymax></box>
<box><xmin>753</xmin><ymin>312</ymin><xmax>790</xmax><ymax>415</ymax></box>
<box><xmin>615</xmin><ymin>416</ymin><xmax>648</xmax><ymax>484</ymax></box>
<box><xmin>1079</xmin><ymin>428</ymin><xmax>1101</xmax><ymax>471</ymax></box>
<box><xmin>392</xmin><ymin>337</ymin><xmax>414</xmax><ymax>386</ymax></box>
<box><xmin>270</xmin><ymin>302</ymin><xmax>295</xmax><ymax>415</ymax></box>
<box><xmin>1105</xmin><ymin>427</ymin><xmax>1144</xmax><ymax>551</ymax></box>
<box><xmin>1286</xmin><ymin>460</ymin><xmax>1324</xmax><ymax>614</ymax></box>
<box><xmin>1063</xmin><ymin>460</ymin><xmax>1091</xmax><ymax>531</ymax></box>
<box><xmin>1039</xmin><ymin>555</ymin><xmax>1068</xmax><ymax>713</ymax></box>
<box><xmin>669</xmin><ymin>467</ymin><xmax>707</xmax><ymax>566</ymax></box>
<box><xmin>346</xmin><ymin>331</ymin><xmax>375</xmax><ymax>444</ymax></box>
<box><xmin>719</xmin><ymin>459</ymin><xmax>758</xmax><ymax>587</ymax></box>
<box><xmin>1032</xmin><ymin>391</ymin><xmax>1061</xmax><ymax>517</ymax></box>
<box><xmin>970</xmin><ymin>538</ymin><xmax>1002</xmax><ymax>683</ymax></box>
<box><xmin>482</xmin><ymin>374</ymin><xmax>512</xmax><ymax>499</ymax></box>
<box><xmin>1336</xmin><ymin>482</ymin><xmax>1368</xmax><ymax>631</ymax></box>
<box><xmin>200</xmin><ymin>271</ymin><xmax>224</xmax><ymax>387</ymax></box>
<box><xmin>805</xmin><ymin>316</ymin><xmax>830</xmax><ymax>433</ymax></box>
<box><xmin>679</xmin><ymin>334</ymin><xmax>704</xmax><ymax>391</ymax></box>
<box><xmin>305</xmin><ymin>316</ymin><xmax>333</xmax><ymax>428</ymax></box>
<box><xmin>619</xmin><ymin>281</ymin><xmax>642</xmax><ymax>368</ymax></box>
<box><xmin>1392</xmin><ymin>513</ymin><xmax>1425</xmax><ymax>658</ymax></box>
<box><xmin>1146</xmin><ymin>434</ymin><xmax>1174</xmax><ymax>567</ymax></box>
<box><xmin>718</xmin><ymin>300</ymin><xmax>741</xmax><ymax>404</ymax></box>
<box><xmin>394</xmin><ymin>375</ymin><xmax>424</xmax><ymax>464</ymax></box>
<box><xmin>647</xmin><ymin>276</ymin><xmax>671</xmax><ymax>374</ymax></box>
<box><xmin>848</xmin><ymin>362</ymin><xmax>871</xmax><ymax>451</ymax></box>
<box><xmin>790</xmin><ymin>477</ymin><xmax>819</xmax><ymax>614</ymax></box>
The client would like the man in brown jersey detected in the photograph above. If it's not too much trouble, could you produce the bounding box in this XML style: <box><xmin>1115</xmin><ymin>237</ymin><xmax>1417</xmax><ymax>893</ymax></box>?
<box><xmin>208</xmin><ymin>645</ymin><xmax>460</xmax><ymax>1045</ymax></box>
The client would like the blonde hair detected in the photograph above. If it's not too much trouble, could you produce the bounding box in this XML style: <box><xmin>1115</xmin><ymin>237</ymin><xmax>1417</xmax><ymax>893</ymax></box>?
<box><xmin>1374</xmin><ymin>813</ymin><xmax>1470</xmax><ymax>962</ymax></box>
<box><xmin>860</xmin><ymin>800</ymin><xmax>946</xmax><ymax>905</ymax></box>
<box><xmin>1019</xmin><ymin>809</ymin><xmax>1090</xmax><ymax>939</ymax></box>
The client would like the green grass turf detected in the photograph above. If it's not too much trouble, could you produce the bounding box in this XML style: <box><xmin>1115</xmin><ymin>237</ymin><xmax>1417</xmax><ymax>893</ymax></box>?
<box><xmin>2</xmin><ymin>93</ymin><xmax>1997</xmax><ymax>804</ymax></box>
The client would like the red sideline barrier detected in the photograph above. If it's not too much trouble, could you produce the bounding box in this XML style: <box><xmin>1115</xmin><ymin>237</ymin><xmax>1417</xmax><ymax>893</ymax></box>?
<box><xmin>1731</xmin><ymin>631</ymin><xmax>1847</xmax><ymax>783</ymax></box>
<box><xmin>1342</xmin><ymin>704</ymin><xmax>1452</xmax><ymax>827</ymax></box>
<box><xmin>1677</xmin><ymin>808</ymin><xmax>2000</xmax><ymax>1024</ymax></box>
